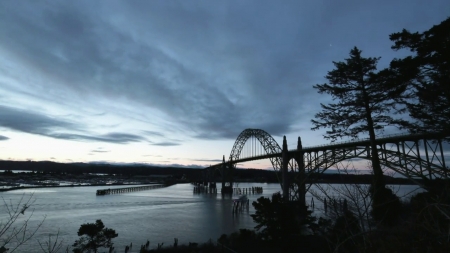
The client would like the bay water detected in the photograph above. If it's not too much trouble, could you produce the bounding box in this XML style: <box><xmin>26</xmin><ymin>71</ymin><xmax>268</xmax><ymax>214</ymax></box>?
<box><xmin>0</xmin><ymin>183</ymin><xmax>424</xmax><ymax>252</ymax></box>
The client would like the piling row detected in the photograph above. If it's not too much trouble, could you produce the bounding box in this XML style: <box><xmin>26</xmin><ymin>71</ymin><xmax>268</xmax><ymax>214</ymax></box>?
<box><xmin>228</xmin><ymin>187</ymin><xmax>263</xmax><ymax>195</ymax></box>
<box><xmin>193</xmin><ymin>185</ymin><xmax>218</xmax><ymax>194</ymax></box>
<box><xmin>233</xmin><ymin>199</ymin><xmax>250</xmax><ymax>213</ymax></box>
<box><xmin>96</xmin><ymin>184</ymin><xmax>164</xmax><ymax>195</ymax></box>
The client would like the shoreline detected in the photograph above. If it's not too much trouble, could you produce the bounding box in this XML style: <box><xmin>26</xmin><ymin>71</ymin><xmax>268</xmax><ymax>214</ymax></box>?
<box><xmin>0</xmin><ymin>182</ymin><xmax>159</xmax><ymax>192</ymax></box>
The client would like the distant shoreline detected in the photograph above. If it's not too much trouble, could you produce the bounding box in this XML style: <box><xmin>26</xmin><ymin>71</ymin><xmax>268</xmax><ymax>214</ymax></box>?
<box><xmin>0</xmin><ymin>182</ymin><xmax>156</xmax><ymax>192</ymax></box>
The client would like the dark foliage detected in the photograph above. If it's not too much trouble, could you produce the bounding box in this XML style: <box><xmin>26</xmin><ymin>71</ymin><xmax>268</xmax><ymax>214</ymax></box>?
<box><xmin>328</xmin><ymin>211</ymin><xmax>361</xmax><ymax>253</ymax></box>
<box><xmin>389</xmin><ymin>17</ymin><xmax>450</xmax><ymax>135</ymax></box>
<box><xmin>409</xmin><ymin>184</ymin><xmax>450</xmax><ymax>244</ymax></box>
<box><xmin>311</xmin><ymin>47</ymin><xmax>408</xmax><ymax>223</ymax></box>
<box><xmin>251</xmin><ymin>192</ymin><xmax>315</xmax><ymax>243</ymax></box>
<box><xmin>72</xmin><ymin>219</ymin><xmax>118</xmax><ymax>253</ymax></box>
<box><xmin>311</xmin><ymin>47</ymin><xmax>407</xmax><ymax>142</ymax></box>
<box><xmin>369</xmin><ymin>186</ymin><xmax>402</xmax><ymax>226</ymax></box>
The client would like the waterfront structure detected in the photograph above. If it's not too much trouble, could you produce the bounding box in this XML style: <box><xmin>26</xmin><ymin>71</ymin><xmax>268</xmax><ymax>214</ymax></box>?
<box><xmin>205</xmin><ymin>129</ymin><xmax>450</xmax><ymax>206</ymax></box>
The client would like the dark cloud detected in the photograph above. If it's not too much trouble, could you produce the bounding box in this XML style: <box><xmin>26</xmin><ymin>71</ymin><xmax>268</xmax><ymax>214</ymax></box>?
<box><xmin>43</xmin><ymin>132</ymin><xmax>146</xmax><ymax>144</ymax></box>
<box><xmin>0</xmin><ymin>1</ymin><xmax>322</xmax><ymax>140</ymax></box>
<box><xmin>142</xmin><ymin>131</ymin><xmax>165</xmax><ymax>137</ymax></box>
<box><xmin>0</xmin><ymin>105</ymin><xmax>145</xmax><ymax>144</ymax></box>
<box><xmin>0</xmin><ymin>0</ymin><xmax>449</xmax><ymax>143</ymax></box>
<box><xmin>0</xmin><ymin>105</ymin><xmax>76</xmax><ymax>135</ymax></box>
<box><xmin>0</xmin><ymin>135</ymin><xmax>9</xmax><ymax>141</ymax></box>
<box><xmin>151</xmin><ymin>142</ymin><xmax>181</xmax><ymax>147</ymax></box>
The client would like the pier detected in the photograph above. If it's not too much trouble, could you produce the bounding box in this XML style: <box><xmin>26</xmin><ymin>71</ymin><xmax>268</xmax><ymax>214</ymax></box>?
<box><xmin>96</xmin><ymin>184</ymin><xmax>165</xmax><ymax>195</ymax></box>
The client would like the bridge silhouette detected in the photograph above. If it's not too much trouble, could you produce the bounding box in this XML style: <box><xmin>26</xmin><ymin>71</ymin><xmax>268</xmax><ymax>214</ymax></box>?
<box><xmin>204</xmin><ymin>129</ymin><xmax>449</xmax><ymax>204</ymax></box>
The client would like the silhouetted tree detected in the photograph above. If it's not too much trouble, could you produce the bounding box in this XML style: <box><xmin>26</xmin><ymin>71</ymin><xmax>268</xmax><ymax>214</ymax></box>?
<box><xmin>72</xmin><ymin>220</ymin><xmax>117</xmax><ymax>253</ymax></box>
<box><xmin>389</xmin><ymin>17</ymin><xmax>450</xmax><ymax>135</ymax></box>
<box><xmin>311</xmin><ymin>47</ymin><xmax>407</xmax><ymax>223</ymax></box>
<box><xmin>251</xmin><ymin>192</ymin><xmax>316</xmax><ymax>243</ymax></box>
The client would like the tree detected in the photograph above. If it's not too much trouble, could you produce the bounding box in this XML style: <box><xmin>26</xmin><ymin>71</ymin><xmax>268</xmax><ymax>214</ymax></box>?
<box><xmin>72</xmin><ymin>220</ymin><xmax>117</xmax><ymax>253</ymax></box>
<box><xmin>389</xmin><ymin>17</ymin><xmax>450</xmax><ymax>134</ymax></box>
<box><xmin>251</xmin><ymin>192</ymin><xmax>316</xmax><ymax>243</ymax></box>
<box><xmin>311</xmin><ymin>47</ymin><xmax>407</xmax><ymax>223</ymax></box>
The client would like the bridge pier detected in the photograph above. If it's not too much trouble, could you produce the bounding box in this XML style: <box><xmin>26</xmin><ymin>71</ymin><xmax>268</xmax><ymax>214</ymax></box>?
<box><xmin>296</xmin><ymin>137</ymin><xmax>307</xmax><ymax>217</ymax></box>
<box><xmin>282</xmin><ymin>136</ymin><xmax>289</xmax><ymax>201</ymax></box>
<box><xmin>221</xmin><ymin>156</ymin><xmax>234</xmax><ymax>194</ymax></box>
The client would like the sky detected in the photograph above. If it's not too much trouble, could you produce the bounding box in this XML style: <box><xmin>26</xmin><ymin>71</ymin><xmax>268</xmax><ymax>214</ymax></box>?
<box><xmin>0</xmin><ymin>0</ymin><xmax>449</xmax><ymax>170</ymax></box>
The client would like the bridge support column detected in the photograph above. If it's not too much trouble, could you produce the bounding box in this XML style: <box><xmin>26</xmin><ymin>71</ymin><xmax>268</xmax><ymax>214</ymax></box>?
<box><xmin>282</xmin><ymin>136</ymin><xmax>289</xmax><ymax>201</ymax></box>
<box><xmin>297</xmin><ymin>137</ymin><xmax>306</xmax><ymax>210</ymax></box>
<box><xmin>221</xmin><ymin>156</ymin><xmax>234</xmax><ymax>194</ymax></box>
<box><xmin>221</xmin><ymin>155</ymin><xmax>225</xmax><ymax>190</ymax></box>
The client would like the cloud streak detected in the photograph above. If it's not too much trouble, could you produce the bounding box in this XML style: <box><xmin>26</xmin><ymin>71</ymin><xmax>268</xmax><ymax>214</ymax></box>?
<box><xmin>0</xmin><ymin>105</ymin><xmax>146</xmax><ymax>144</ymax></box>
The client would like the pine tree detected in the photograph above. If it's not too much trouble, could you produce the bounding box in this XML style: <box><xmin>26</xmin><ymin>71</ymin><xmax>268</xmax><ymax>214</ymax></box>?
<box><xmin>389</xmin><ymin>17</ymin><xmax>450</xmax><ymax>135</ymax></box>
<box><xmin>72</xmin><ymin>220</ymin><xmax>118</xmax><ymax>253</ymax></box>
<box><xmin>311</xmin><ymin>47</ymin><xmax>407</xmax><ymax>223</ymax></box>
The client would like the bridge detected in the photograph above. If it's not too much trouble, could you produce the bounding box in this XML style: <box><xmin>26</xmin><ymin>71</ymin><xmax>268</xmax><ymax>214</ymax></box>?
<box><xmin>203</xmin><ymin>129</ymin><xmax>449</xmax><ymax>205</ymax></box>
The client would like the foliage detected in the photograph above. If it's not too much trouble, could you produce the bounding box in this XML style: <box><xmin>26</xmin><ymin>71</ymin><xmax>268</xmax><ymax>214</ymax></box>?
<box><xmin>311</xmin><ymin>47</ymin><xmax>407</xmax><ymax>142</ymax></box>
<box><xmin>0</xmin><ymin>194</ymin><xmax>45</xmax><ymax>253</ymax></box>
<box><xmin>310</xmin><ymin>47</ymin><xmax>409</xmax><ymax>223</ymax></box>
<box><xmin>409</xmin><ymin>184</ymin><xmax>450</xmax><ymax>245</ymax></box>
<box><xmin>72</xmin><ymin>220</ymin><xmax>117</xmax><ymax>253</ymax></box>
<box><xmin>389</xmin><ymin>17</ymin><xmax>450</xmax><ymax>134</ymax></box>
<box><xmin>310</xmin><ymin>47</ymin><xmax>408</xmax><ymax>183</ymax></box>
<box><xmin>251</xmin><ymin>193</ymin><xmax>294</xmax><ymax>242</ymax></box>
<box><xmin>369</xmin><ymin>186</ymin><xmax>401</xmax><ymax>226</ymax></box>
<box><xmin>251</xmin><ymin>192</ymin><xmax>316</xmax><ymax>243</ymax></box>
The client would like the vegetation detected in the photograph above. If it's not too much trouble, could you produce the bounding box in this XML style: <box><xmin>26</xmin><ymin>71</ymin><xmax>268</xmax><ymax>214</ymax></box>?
<box><xmin>0</xmin><ymin>194</ymin><xmax>45</xmax><ymax>253</ymax></box>
<box><xmin>389</xmin><ymin>17</ymin><xmax>450</xmax><ymax>134</ymax></box>
<box><xmin>72</xmin><ymin>220</ymin><xmax>117</xmax><ymax>253</ymax></box>
<box><xmin>310</xmin><ymin>47</ymin><xmax>407</xmax><ymax>224</ymax></box>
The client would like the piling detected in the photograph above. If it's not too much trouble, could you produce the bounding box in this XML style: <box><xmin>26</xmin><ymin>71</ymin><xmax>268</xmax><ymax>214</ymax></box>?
<box><xmin>96</xmin><ymin>184</ymin><xmax>165</xmax><ymax>195</ymax></box>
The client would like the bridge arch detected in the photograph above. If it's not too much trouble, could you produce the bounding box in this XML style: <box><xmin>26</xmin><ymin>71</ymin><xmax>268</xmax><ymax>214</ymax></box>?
<box><xmin>229</xmin><ymin>128</ymin><xmax>283</xmax><ymax>173</ymax></box>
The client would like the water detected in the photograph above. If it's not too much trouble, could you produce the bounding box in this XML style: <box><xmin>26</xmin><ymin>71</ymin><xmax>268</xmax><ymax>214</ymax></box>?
<box><xmin>0</xmin><ymin>183</ymin><xmax>424</xmax><ymax>252</ymax></box>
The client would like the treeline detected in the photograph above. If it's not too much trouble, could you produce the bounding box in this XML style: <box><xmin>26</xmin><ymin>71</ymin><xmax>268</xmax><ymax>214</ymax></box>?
<box><xmin>0</xmin><ymin>160</ymin><xmax>199</xmax><ymax>178</ymax></box>
<box><xmin>1</xmin><ymin>160</ymin><xmax>418</xmax><ymax>185</ymax></box>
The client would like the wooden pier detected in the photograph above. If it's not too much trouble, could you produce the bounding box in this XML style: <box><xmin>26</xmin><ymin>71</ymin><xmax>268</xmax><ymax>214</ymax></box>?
<box><xmin>96</xmin><ymin>184</ymin><xmax>165</xmax><ymax>195</ymax></box>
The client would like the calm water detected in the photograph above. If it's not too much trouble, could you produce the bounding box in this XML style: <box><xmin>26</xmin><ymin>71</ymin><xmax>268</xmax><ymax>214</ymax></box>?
<box><xmin>0</xmin><ymin>183</ymin><xmax>424</xmax><ymax>252</ymax></box>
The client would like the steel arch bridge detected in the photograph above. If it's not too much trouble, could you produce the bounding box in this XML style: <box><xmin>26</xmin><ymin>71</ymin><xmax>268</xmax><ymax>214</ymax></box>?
<box><xmin>204</xmin><ymin>129</ymin><xmax>450</xmax><ymax>203</ymax></box>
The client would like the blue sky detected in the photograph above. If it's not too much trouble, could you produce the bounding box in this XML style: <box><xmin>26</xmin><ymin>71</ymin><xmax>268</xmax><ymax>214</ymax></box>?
<box><xmin>0</xmin><ymin>0</ymin><xmax>449</xmax><ymax>169</ymax></box>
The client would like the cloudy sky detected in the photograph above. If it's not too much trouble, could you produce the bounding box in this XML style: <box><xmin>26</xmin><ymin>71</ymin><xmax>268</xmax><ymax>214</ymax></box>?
<box><xmin>0</xmin><ymin>0</ymin><xmax>449</xmax><ymax>169</ymax></box>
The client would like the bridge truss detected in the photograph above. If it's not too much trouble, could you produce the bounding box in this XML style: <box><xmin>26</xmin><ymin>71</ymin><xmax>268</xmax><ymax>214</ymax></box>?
<box><xmin>207</xmin><ymin>129</ymin><xmax>449</xmax><ymax>204</ymax></box>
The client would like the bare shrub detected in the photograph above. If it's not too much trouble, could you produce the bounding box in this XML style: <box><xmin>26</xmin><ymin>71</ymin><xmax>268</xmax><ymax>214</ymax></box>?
<box><xmin>0</xmin><ymin>193</ymin><xmax>45</xmax><ymax>252</ymax></box>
